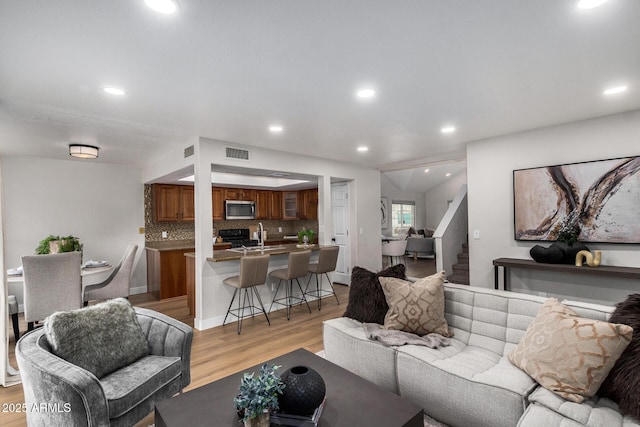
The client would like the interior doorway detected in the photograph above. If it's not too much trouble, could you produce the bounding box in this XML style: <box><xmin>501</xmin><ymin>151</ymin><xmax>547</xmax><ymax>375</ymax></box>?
<box><xmin>331</xmin><ymin>182</ymin><xmax>350</xmax><ymax>284</ymax></box>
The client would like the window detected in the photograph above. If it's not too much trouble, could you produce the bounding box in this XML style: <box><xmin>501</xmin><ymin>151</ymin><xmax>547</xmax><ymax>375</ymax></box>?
<box><xmin>391</xmin><ymin>202</ymin><xmax>415</xmax><ymax>235</ymax></box>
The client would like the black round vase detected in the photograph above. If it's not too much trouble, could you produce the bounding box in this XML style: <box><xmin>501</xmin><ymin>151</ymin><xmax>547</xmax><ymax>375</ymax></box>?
<box><xmin>278</xmin><ymin>366</ymin><xmax>326</xmax><ymax>416</ymax></box>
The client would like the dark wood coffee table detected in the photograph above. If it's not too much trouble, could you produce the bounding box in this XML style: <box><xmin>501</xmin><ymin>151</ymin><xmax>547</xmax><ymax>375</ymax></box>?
<box><xmin>155</xmin><ymin>348</ymin><xmax>423</xmax><ymax>427</ymax></box>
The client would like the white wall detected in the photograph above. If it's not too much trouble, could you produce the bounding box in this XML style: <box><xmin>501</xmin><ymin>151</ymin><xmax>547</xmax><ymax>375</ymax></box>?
<box><xmin>2</xmin><ymin>157</ymin><xmax>146</xmax><ymax>305</ymax></box>
<box><xmin>380</xmin><ymin>173</ymin><xmax>426</xmax><ymax>234</ymax></box>
<box><xmin>425</xmin><ymin>171</ymin><xmax>467</xmax><ymax>230</ymax></box>
<box><xmin>467</xmin><ymin>109</ymin><xmax>640</xmax><ymax>304</ymax></box>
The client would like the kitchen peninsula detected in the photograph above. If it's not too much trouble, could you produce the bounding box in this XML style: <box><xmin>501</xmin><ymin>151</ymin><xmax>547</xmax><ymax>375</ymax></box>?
<box><xmin>185</xmin><ymin>243</ymin><xmax>337</xmax><ymax>327</ymax></box>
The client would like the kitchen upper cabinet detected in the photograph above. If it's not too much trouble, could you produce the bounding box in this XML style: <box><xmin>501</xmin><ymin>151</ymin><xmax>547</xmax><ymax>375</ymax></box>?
<box><xmin>224</xmin><ymin>188</ymin><xmax>256</xmax><ymax>201</ymax></box>
<box><xmin>299</xmin><ymin>189</ymin><xmax>318</xmax><ymax>220</ymax></box>
<box><xmin>154</xmin><ymin>184</ymin><xmax>194</xmax><ymax>222</ymax></box>
<box><xmin>212</xmin><ymin>187</ymin><xmax>224</xmax><ymax>220</ymax></box>
<box><xmin>255</xmin><ymin>190</ymin><xmax>270</xmax><ymax>220</ymax></box>
<box><xmin>257</xmin><ymin>190</ymin><xmax>284</xmax><ymax>220</ymax></box>
<box><xmin>282</xmin><ymin>191</ymin><xmax>298</xmax><ymax>220</ymax></box>
<box><xmin>270</xmin><ymin>191</ymin><xmax>283</xmax><ymax>220</ymax></box>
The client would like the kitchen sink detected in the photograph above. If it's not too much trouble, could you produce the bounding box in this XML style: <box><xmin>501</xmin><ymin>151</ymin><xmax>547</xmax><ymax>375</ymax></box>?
<box><xmin>227</xmin><ymin>245</ymin><xmax>289</xmax><ymax>253</ymax></box>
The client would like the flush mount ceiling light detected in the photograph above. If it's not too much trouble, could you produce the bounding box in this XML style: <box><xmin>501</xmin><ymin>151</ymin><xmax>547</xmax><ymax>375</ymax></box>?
<box><xmin>445</xmin><ymin>173</ymin><xmax>451</xmax><ymax>177</ymax></box>
<box><xmin>145</xmin><ymin>0</ymin><xmax>179</xmax><ymax>14</ymax></box>
<box><xmin>102</xmin><ymin>86</ymin><xmax>125</xmax><ymax>96</ymax></box>
<box><xmin>441</xmin><ymin>126</ymin><xmax>456</xmax><ymax>134</ymax></box>
<box><xmin>424</xmin><ymin>168</ymin><xmax>430</xmax><ymax>173</ymax></box>
<box><xmin>603</xmin><ymin>85</ymin><xmax>628</xmax><ymax>96</ymax></box>
<box><xmin>577</xmin><ymin>0</ymin><xmax>609</xmax><ymax>10</ymax></box>
<box><xmin>357</xmin><ymin>146</ymin><xmax>369</xmax><ymax>152</ymax></box>
<box><xmin>356</xmin><ymin>89</ymin><xmax>376</xmax><ymax>99</ymax></box>
<box><xmin>69</xmin><ymin>144</ymin><xmax>99</xmax><ymax>159</ymax></box>
<box><xmin>268</xmin><ymin>125</ymin><xmax>284</xmax><ymax>132</ymax></box>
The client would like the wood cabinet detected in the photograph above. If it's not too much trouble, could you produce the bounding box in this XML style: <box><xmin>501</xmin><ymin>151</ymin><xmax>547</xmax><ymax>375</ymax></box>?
<box><xmin>270</xmin><ymin>191</ymin><xmax>283</xmax><ymax>220</ymax></box>
<box><xmin>255</xmin><ymin>190</ymin><xmax>270</xmax><ymax>220</ymax></box>
<box><xmin>153</xmin><ymin>184</ymin><xmax>318</xmax><ymax>223</ymax></box>
<box><xmin>298</xmin><ymin>189</ymin><xmax>318</xmax><ymax>220</ymax></box>
<box><xmin>146</xmin><ymin>248</ymin><xmax>188</xmax><ymax>299</ymax></box>
<box><xmin>256</xmin><ymin>190</ymin><xmax>284</xmax><ymax>220</ymax></box>
<box><xmin>224</xmin><ymin>188</ymin><xmax>256</xmax><ymax>201</ymax></box>
<box><xmin>153</xmin><ymin>184</ymin><xmax>194</xmax><ymax>222</ymax></box>
<box><xmin>212</xmin><ymin>187</ymin><xmax>224</xmax><ymax>220</ymax></box>
<box><xmin>282</xmin><ymin>191</ymin><xmax>299</xmax><ymax>220</ymax></box>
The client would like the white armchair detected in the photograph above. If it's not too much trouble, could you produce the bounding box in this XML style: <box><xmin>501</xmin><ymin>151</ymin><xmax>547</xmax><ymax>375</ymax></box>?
<box><xmin>381</xmin><ymin>239</ymin><xmax>407</xmax><ymax>266</ymax></box>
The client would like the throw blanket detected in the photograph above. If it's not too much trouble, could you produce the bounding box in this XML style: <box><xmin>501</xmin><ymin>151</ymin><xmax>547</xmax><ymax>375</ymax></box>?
<box><xmin>363</xmin><ymin>323</ymin><xmax>451</xmax><ymax>348</ymax></box>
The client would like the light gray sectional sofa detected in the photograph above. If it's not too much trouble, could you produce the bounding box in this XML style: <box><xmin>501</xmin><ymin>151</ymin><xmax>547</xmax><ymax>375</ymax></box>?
<box><xmin>323</xmin><ymin>283</ymin><xmax>639</xmax><ymax>427</ymax></box>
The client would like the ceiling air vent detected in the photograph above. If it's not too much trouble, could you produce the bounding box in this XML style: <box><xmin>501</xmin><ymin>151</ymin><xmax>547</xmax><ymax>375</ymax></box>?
<box><xmin>225</xmin><ymin>146</ymin><xmax>250</xmax><ymax>161</ymax></box>
<box><xmin>184</xmin><ymin>145</ymin><xmax>194</xmax><ymax>158</ymax></box>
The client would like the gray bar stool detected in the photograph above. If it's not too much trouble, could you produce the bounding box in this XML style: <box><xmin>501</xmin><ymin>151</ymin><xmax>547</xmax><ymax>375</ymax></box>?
<box><xmin>269</xmin><ymin>250</ymin><xmax>312</xmax><ymax>320</ymax></box>
<box><xmin>222</xmin><ymin>254</ymin><xmax>271</xmax><ymax>334</ymax></box>
<box><xmin>304</xmin><ymin>246</ymin><xmax>340</xmax><ymax>310</ymax></box>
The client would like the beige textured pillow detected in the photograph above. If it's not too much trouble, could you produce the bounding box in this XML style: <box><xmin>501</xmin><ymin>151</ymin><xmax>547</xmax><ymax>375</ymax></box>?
<box><xmin>508</xmin><ymin>298</ymin><xmax>632</xmax><ymax>403</ymax></box>
<box><xmin>378</xmin><ymin>271</ymin><xmax>451</xmax><ymax>337</ymax></box>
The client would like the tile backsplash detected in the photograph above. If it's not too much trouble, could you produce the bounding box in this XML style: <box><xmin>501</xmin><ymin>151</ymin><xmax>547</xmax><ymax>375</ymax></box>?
<box><xmin>144</xmin><ymin>184</ymin><xmax>318</xmax><ymax>242</ymax></box>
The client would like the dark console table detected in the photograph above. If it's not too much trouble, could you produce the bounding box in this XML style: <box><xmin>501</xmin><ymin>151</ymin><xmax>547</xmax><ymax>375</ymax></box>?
<box><xmin>493</xmin><ymin>257</ymin><xmax>640</xmax><ymax>291</ymax></box>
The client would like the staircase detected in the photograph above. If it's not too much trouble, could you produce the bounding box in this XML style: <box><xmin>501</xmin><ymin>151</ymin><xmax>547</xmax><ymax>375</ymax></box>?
<box><xmin>447</xmin><ymin>243</ymin><xmax>469</xmax><ymax>285</ymax></box>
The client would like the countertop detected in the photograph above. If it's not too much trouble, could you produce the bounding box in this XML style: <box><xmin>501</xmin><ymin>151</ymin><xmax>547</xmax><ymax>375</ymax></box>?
<box><xmin>146</xmin><ymin>236</ymin><xmax>299</xmax><ymax>252</ymax></box>
<box><xmin>206</xmin><ymin>243</ymin><xmax>334</xmax><ymax>262</ymax></box>
<box><xmin>145</xmin><ymin>240</ymin><xmax>196</xmax><ymax>251</ymax></box>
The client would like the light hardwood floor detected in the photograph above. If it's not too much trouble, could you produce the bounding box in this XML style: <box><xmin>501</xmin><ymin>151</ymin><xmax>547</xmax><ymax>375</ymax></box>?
<box><xmin>1</xmin><ymin>257</ymin><xmax>435</xmax><ymax>426</ymax></box>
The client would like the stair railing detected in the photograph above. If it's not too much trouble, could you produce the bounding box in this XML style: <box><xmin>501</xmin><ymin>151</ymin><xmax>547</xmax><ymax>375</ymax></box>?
<box><xmin>433</xmin><ymin>184</ymin><xmax>468</xmax><ymax>278</ymax></box>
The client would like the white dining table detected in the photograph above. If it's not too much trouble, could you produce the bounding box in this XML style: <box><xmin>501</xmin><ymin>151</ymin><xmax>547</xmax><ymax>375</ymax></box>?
<box><xmin>6</xmin><ymin>264</ymin><xmax>113</xmax><ymax>283</ymax></box>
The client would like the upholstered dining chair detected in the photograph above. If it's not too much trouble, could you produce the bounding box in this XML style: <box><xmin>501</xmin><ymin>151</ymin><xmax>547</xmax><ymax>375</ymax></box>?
<box><xmin>22</xmin><ymin>251</ymin><xmax>82</xmax><ymax>331</ymax></box>
<box><xmin>222</xmin><ymin>254</ymin><xmax>271</xmax><ymax>334</ymax></box>
<box><xmin>381</xmin><ymin>239</ymin><xmax>408</xmax><ymax>266</ymax></box>
<box><xmin>304</xmin><ymin>246</ymin><xmax>340</xmax><ymax>310</ymax></box>
<box><xmin>8</xmin><ymin>294</ymin><xmax>20</xmax><ymax>341</ymax></box>
<box><xmin>83</xmin><ymin>244</ymin><xmax>138</xmax><ymax>304</ymax></box>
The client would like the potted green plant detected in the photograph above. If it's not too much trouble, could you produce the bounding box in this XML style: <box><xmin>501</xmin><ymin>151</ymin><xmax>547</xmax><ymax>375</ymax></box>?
<box><xmin>234</xmin><ymin>364</ymin><xmax>285</xmax><ymax>427</ymax></box>
<box><xmin>297</xmin><ymin>229</ymin><xmax>316</xmax><ymax>244</ymax></box>
<box><xmin>35</xmin><ymin>235</ymin><xmax>82</xmax><ymax>254</ymax></box>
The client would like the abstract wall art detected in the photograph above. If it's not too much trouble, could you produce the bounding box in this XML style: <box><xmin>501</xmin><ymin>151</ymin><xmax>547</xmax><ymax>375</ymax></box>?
<box><xmin>381</xmin><ymin>197</ymin><xmax>389</xmax><ymax>230</ymax></box>
<box><xmin>513</xmin><ymin>156</ymin><xmax>640</xmax><ymax>243</ymax></box>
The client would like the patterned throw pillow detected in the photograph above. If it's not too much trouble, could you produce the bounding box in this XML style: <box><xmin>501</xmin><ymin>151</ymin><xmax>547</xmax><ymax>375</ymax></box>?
<box><xmin>342</xmin><ymin>264</ymin><xmax>407</xmax><ymax>324</ymax></box>
<box><xmin>508</xmin><ymin>298</ymin><xmax>632</xmax><ymax>403</ymax></box>
<box><xmin>378</xmin><ymin>271</ymin><xmax>451</xmax><ymax>337</ymax></box>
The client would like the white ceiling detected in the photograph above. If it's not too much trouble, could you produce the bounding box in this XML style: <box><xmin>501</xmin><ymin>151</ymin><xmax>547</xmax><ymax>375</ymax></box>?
<box><xmin>1</xmin><ymin>1</ymin><xmax>638</xmax><ymax>181</ymax></box>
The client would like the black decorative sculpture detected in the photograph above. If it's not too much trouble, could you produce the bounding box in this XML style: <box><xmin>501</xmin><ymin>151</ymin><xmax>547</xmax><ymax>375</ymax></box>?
<box><xmin>278</xmin><ymin>366</ymin><xmax>326</xmax><ymax>416</ymax></box>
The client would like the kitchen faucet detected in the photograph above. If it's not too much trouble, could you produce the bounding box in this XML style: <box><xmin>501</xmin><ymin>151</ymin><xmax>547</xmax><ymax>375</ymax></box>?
<box><xmin>258</xmin><ymin>222</ymin><xmax>264</xmax><ymax>251</ymax></box>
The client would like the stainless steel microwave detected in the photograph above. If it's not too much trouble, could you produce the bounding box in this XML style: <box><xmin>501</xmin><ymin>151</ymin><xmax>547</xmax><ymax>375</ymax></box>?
<box><xmin>225</xmin><ymin>200</ymin><xmax>256</xmax><ymax>220</ymax></box>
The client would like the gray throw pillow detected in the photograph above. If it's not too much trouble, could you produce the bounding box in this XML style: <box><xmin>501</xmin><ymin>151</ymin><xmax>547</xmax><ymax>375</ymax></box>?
<box><xmin>44</xmin><ymin>298</ymin><xmax>149</xmax><ymax>378</ymax></box>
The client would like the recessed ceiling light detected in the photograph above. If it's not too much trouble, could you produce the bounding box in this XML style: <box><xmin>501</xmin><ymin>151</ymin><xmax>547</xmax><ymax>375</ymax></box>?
<box><xmin>145</xmin><ymin>0</ymin><xmax>179</xmax><ymax>14</ymax></box>
<box><xmin>441</xmin><ymin>126</ymin><xmax>456</xmax><ymax>134</ymax></box>
<box><xmin>445</xmin><ymin>173</ymin><xmax>451</xmax><ymax>177</ymax></box>
<box><xmin>356</xmin><ymin>89</ymin><xmax>376</xmax><ymax>99</ymax></box>
<box><xmin>357</xmin><ymin>146</ymin><xmax>369</xmax><ymax>152</ymax></box>
<box><xmin>603</xmin><ymin>85</ymin><xmax>628</xmax><ymax>96</ymax></box>
<box><xmin>577</xmin><ymin>0</ymin><xmax>609</xmax><ymax>10</ymax></box>
<box><xmin>269</xmin><ymin>125</ymin><xmax>283</xmax><ymax>132</ymax></box>
<box><xmin>424</xmin><ymin>168</ymin><xmax>430</xmax><ymax>173</ymax></box>
<box><xmin>102</xmin><ymin>87</ymin><xmax>125</xmax><ymax>96</ymax></box>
